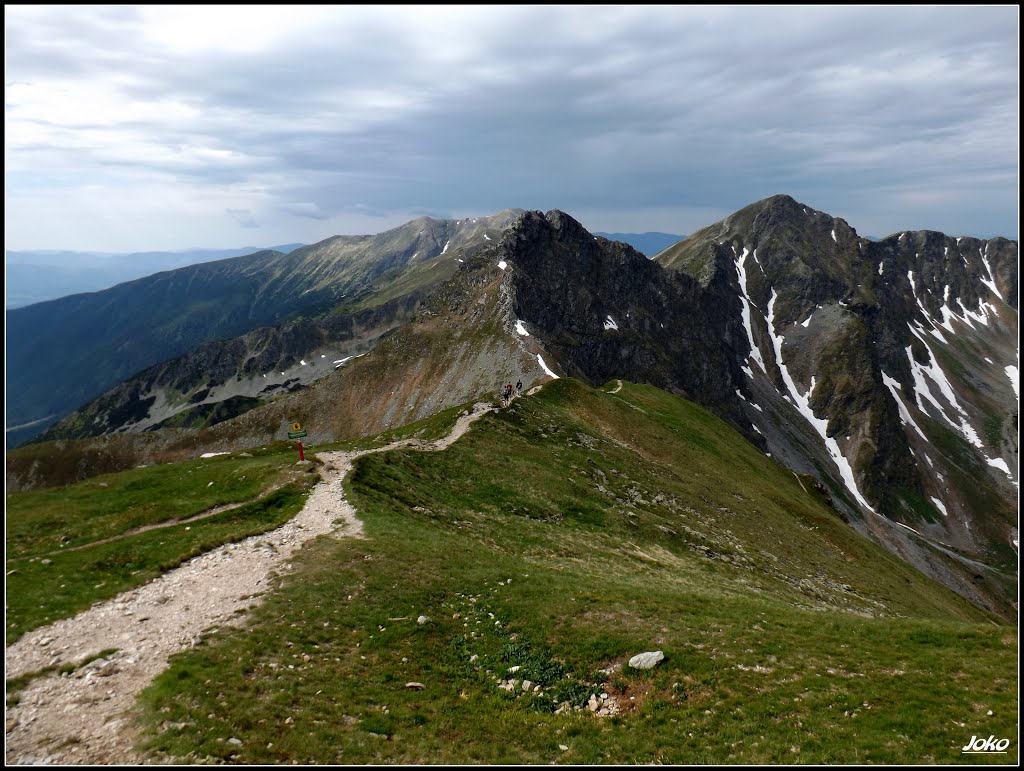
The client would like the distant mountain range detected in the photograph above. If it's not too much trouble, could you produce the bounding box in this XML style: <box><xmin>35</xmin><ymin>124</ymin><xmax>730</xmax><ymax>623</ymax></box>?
<box><xmin>5</xmin><ymin>244</ymin><xmax>305</xmax><ymax>309</ymax></box>
<box><xmin>6</xmin><ymin>236</ymin><xmax>679</xmax><ymax>310</ymax></box>
<box><xmin>5</xmin><ymin>199</ymin><xmax>1017</xmax><ymax>618</ymax></box>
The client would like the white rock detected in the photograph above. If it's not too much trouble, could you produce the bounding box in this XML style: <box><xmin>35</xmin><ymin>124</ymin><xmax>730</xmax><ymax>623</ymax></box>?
<box><xmin>628</xmin><ymin>650</ymin><xmax>665</xmax><ymax>669</ymax></box>
<box><xmin>417</xmin><ymin>615</ymin><xmax>429</xmax><ymax>625</ymax></box>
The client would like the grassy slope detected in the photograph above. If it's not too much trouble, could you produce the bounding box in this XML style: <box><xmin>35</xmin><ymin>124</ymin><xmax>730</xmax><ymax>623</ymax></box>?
<box><xmin>5</xmin><ymin>444</ymin><xmax>318</xmax><ymax>642</ymax></box>
<box><xmin>134</xmin><ymin>380</ymin><xmax>1016</xmax><ymax>765</ymax></box>
<box><xmin>4</xmin><ymin>405</ymin><xmax>472</xmax><ymax>644</ymax></box>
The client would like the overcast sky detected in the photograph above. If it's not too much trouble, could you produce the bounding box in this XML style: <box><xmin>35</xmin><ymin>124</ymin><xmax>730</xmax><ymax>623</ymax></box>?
<box><xmin>5</xmin><ymin>5</ymin><xmax>1019</xmax><ymax>252</ymax></box>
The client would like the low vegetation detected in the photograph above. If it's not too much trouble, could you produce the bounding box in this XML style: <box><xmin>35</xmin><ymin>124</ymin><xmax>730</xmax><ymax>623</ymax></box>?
<box><xmin>122</xmin><ymin>380</ymin><xmax>1015</xmax><ymax>764</ymax></box>
<box><xmin>5</xmin><ymin>444</ymin><xmax>318</xmax><ymax>642</ymax></box>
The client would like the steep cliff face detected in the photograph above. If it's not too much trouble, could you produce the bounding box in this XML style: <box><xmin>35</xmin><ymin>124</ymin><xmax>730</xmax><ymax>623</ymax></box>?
<box><xmin>502</xmin><ymin>210</ymin><xmax>751</xmax><ymax>435</ymax></box>
<box><xmin>658</xmin><ymin>195</ymin><xmax>1018</xmax><ymax>613</ymax></box>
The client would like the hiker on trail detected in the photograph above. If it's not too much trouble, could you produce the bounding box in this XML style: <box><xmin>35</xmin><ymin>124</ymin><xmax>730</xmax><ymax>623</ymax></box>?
<box><xmin>516</xmin><ymin>379</ymin><xmax>523</xmax><ymax>396</ymax></box>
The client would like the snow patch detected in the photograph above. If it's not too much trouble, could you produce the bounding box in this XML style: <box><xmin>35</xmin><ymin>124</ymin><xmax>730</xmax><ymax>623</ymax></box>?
<box><xmin>930</xmin><ymin>497</ymin><xmax>948</xmax><ymax>517</ymax></box>
<box><xmin>831</xmin><ymin>229</ymin><xmax>837</xmax><ymax>243</ymax></box>
<box><xmin>333</xmin><ymin>353</ymin><xmax>366</xmax><ymax>369</ymax></box>
<box><xmin>515</xmin><ymin>320</ymin><xmax>530</xmax><ymax>337</ymax></box>
<box><xmin>484</xmin><ymin>234</ymin><xmax>491</xmax><ymax>241</ymax></box>
<box><xmin>497</xmin><ymin>260</ymin><xmax>508</xmax><ymax>270</ymax></box>
<box><xmin>300</xmin><ymin>359</ymin><xmax>308</xmax><ymax>366</ymax></box>
<box><xmin>734</xmin><ymin>247</ymin><xmax>768</xmax><ymax>373</ymax></box>
<box><xmin>1005</xmin><ymin>365</ymin><xmax>1018</xmax><ymax>398</ymax></box>
<box><xmin>880</xmin><ymin>370</ymin><xmax>927</xmax><ymax>441</ymax></box>
<box><xmin>878</xmin><ymin>261</ymin><xmax>884</xmax><ymax>276</ymax></box>
<box><xmin>896</xmin><ymin>520</ymin><xmax>921</xmax><ymax>536</ymax></box>
<box><xmin>767</xmin><ymin>289</ymin><xmax>874</xmax><ymax>511</ymax></box>
<box><xmin>441</xmin><ymin>240</ymin><xmax>451</xmax><ymax>255</ymax></box>
<box><xmin>603</xmin><ymin>315</ymin><xmax>619</xmax><ymax>331</ymax></box>
<box><xmin>905</xmin><ymin>330</ymin><xmax>983</xmax><ymax>448</ymax></box>
<box><xmin>741</xmin><ymin>364</ymin><xmax>754</xmax><ymax>379</ymax></box>
<box><xmin>955</xmin><ymin>297</ymin><xmax>992</xmax><ymax>327</ymax></box>
<box><xmin>980</xmin><ymin>254</ymin><xmax>1003</xmax><ymax>299</ymax></box>
<box><xmin>200</xmin><ymin>452</ymin><xmax>229</xmax><ymax>459</ymax></box>
<box><xmin>985</xmin><ymin>456</ymin><xmax>1015</xmax><ymax>482</ymax></box>
<box><xmin>537</xmin><ymin>354</ymin><xmax>559</xmax><ymax>379</ymax></box>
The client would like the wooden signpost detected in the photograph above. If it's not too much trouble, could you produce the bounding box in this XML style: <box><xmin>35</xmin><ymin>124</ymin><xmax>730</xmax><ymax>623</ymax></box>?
<box><xmin>287</xmin><ymin>421</ymin><xmax>308</xmax><ymax>460</ymax></box>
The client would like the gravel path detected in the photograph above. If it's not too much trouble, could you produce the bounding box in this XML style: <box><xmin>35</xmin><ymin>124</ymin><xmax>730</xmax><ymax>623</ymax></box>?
<box><xmin>4</xmin><ymin>402</ymin><xmax>495</xmax><ymax>765</ymax></box>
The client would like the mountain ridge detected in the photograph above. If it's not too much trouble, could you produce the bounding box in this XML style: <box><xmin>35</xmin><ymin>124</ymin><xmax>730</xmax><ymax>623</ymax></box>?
<box><xmin>7</xmin><ymin>196</ymin><xmax>1017</xmax><ymax>616</ymax></box>
<box><xmin>6</xmin><ymin>210</ymin><xmax>525</xmax><ymax>446</ymax></box>
<box><xmin>5</xmin><ymin>244</ymin><xmax>306</xmax><ymax>310</ymax></box>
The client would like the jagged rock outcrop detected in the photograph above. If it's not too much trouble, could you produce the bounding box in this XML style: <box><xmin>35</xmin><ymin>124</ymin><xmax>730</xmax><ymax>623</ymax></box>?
<box><xmin>501</xmin><ymin>209</ymin><xmax>750</xmax><ymax>436</ymax></box>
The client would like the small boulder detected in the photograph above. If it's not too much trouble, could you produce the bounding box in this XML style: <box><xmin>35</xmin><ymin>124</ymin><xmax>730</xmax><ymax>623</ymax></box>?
<box><xmin>417</xmin><ymin>615</ymin><xmax>430</xmax><ymax>625</ymax></box>
<box><xmin>628</xmin><ymin>651</ymin><xmax>665</xmax><ymax>670</ymax></box>
<box><xmin>405</xmin><ymin>682</ymin><xmax>425</xmax><ymax>690</ymax></box>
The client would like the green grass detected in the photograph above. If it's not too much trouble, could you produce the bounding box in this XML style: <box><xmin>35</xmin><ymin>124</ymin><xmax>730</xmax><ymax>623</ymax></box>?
<box><xmin>320</xmin><ymin>401</ymin><xmax>474</xmax><ymax>454</ymax></box>
<box><xmin>5</xmin><ymin>445</ymin><xmax>317</xmax><ymax>642</ymax></box>
<box><xmin>133</xmin><ymin>380</ymin><xmax>1016</xmax><ymax>764</ymax></box>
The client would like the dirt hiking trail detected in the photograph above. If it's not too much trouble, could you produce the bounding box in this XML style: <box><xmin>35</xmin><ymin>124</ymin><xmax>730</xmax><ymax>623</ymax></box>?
<box><xmin>5</xmin><ymin>402</ymin><xmax>495</xmax><ymax>765</ymax></box>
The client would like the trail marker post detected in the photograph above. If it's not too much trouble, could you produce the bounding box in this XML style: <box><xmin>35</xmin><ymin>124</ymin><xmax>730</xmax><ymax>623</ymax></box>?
<box><xmin>287</xmin><ymin>421</ymin><xmax>308</xmax><ymax>460</ymax></box>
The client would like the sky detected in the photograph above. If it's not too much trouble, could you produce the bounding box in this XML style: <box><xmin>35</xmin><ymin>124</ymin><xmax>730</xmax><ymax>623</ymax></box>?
<box><xmin>4</xmin><ymin>5</ymin><xmax>1019</xmax><ymax>252</ymax></box>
